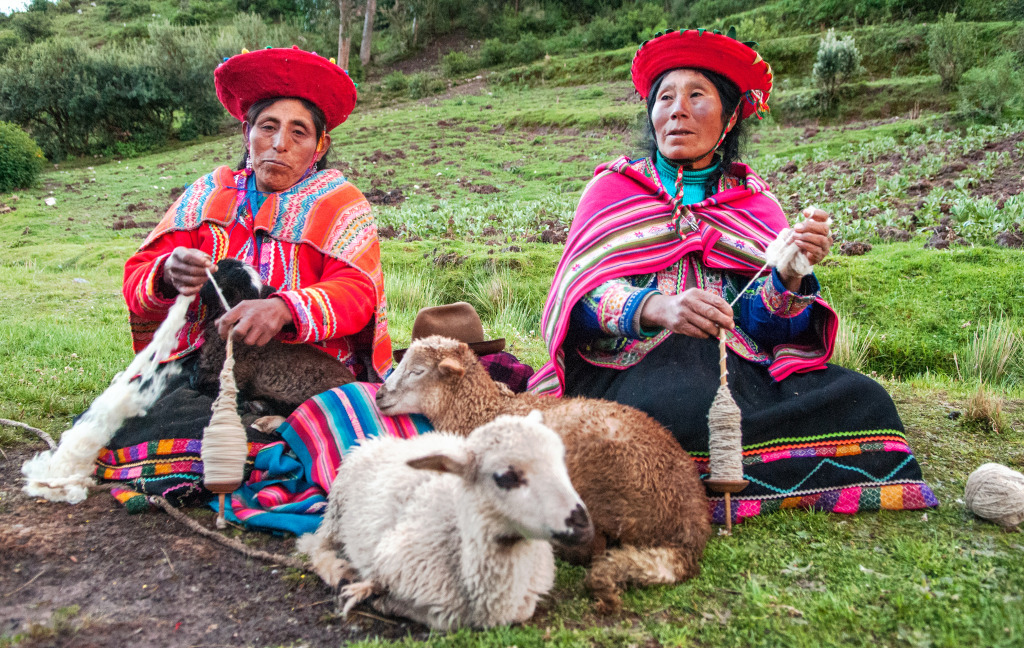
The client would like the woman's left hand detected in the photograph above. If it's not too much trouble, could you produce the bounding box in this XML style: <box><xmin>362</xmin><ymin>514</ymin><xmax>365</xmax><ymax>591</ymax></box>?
<box><xmin>779</xmin><ymin>207</ymin><xmax>833</xmax><ymax>287</ymax></box>
<box><xmin>216</xmin><ymin>297</ymin><xmax>293</xmax><ymax>346</ymax></box>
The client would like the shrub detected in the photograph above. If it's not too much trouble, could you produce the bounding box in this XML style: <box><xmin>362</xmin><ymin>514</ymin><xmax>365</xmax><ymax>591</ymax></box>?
<box><xmin>508</xmin><ymin>33</ymin><xmax>544</xmax><ymax>65</ymax></box>
<box><xmin>957</xmin><ymin>54</ymin><xmax>1023</xmax><ymax>123</ymax></box>
<box><xmin>407</xmin><ymin>73</ymin><xmax>445</xmax><ymax>100</ymax></box>
<box><xmin>480</xmin><ymin>38</ymin><xmax>507</xmax><ymax>67</ymax></box>
<box><xmin>382</xmin><ymin>70</ymin><xmax>408</xmax><ymax>93</ymax></box>
<box><xmin>232</xmin><ymin>12</ymin><xmax>268</xmax><ymax>50</ymax></box>
<box><xmin>441</xmin><ymin>50</ymin><xmax>477</xmax><ymax>78</ymax></box>
<box><xmin>104</xmin><ymin>0</ymin><xmax>152</xmax><ymax>21</ymax></box>
<box><xmin>813</xmin><ymin>28</ymin><xmax>862</xmax><ymax>113</ymax></box>
<box><xmin>0</xmin><ymin>30</ymin><xmax>19</xmax><ymax>61</ymax></box>
<box><xmin>0</xmin><ymin>121</ymin><xmax>45</xmax><ymax>191</ymax></box>
<box><xmin>927</xmin><ymin>13</ymin><xmax>977</xmax><ymax>91</ymax></box>
<box><xmin>11</xmin><ymin>10</ymin><xmax>53</xmax><ymax>43</ymax></box>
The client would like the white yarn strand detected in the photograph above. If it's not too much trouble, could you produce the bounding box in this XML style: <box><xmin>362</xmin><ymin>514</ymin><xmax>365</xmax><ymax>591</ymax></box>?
<box><xmin>965</xmin><ymin>463</ymin><xmax>1024</xmax><ymax>529</ymax></box>
<box><xmin>22</xmin><ymin>293</ymin><xmax>193</xmax><ymax>503</ymax></box>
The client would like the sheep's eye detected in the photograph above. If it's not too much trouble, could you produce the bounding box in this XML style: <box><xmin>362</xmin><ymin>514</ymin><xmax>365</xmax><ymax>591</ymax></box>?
<box><xmin>409</xmin><ymin>368</ymin><xmax>425</xmax><ymax>376</ymax></box>
<box><xmin>493</xmin><ymin>467</ymin><xmax>526</xmax><ymax>490</ymax></box>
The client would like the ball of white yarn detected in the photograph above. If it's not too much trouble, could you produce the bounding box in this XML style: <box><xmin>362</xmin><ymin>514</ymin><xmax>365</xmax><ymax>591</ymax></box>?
<box><xmin>964</xmin><ymin>463</ymin><xmax>1024</xmax><ymax>529</ymax></box>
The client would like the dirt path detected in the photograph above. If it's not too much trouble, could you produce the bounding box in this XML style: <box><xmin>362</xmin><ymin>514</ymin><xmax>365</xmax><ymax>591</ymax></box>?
<box><xmin>0</xmin><ymin>445</ymin><xmax>430</xmax><ymax>647</ymax></box>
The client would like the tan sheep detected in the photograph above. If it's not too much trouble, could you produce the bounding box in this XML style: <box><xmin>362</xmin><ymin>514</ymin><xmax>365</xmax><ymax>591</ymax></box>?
<box><xmin>375</xmin><ymin>335</ymin><xmax>711</xmax><ymax>613</ymax></box>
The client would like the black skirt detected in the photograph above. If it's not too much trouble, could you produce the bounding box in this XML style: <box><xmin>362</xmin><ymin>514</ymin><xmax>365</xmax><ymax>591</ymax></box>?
<box><xmin>565</xmin><ymin>334</ymin><xmax>938</xmax><ymax>523</ymax></box>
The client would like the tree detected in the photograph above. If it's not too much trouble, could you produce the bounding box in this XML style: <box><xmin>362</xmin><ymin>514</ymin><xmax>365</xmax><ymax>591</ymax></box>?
<box><xmin>359</xmin><ymin>0</ymin><xmax>375</xmax><ymax>66</ymax></box>
<box><xmin>812</xmin><ymin>28</ymin><xmax>861</xmax><ymax>114</ymax></box>
<box><xmin>337</xmin><ymin>0</ymin><xmax>352</xmax><ymax>70</ymax></box>
<box><xmin>927</xmin><ymin>13</ymin><xmax>977</xmax><ymax>92</ymax></box>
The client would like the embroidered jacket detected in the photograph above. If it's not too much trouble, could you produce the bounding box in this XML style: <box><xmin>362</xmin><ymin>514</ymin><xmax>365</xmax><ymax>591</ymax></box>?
<box><xmin>123</xmin><ymin>166</ymin><xmax>392</xmax><ymax>381</ymax></box>
<box><xmin>571</xmin><ymin>156</ymin><xmax>817</xmax><ymax>361</ymax></box>
<box><xmin>528</xmin><ymin>156</ymin><xmax>839</xmax><ymax>397</ymax></box>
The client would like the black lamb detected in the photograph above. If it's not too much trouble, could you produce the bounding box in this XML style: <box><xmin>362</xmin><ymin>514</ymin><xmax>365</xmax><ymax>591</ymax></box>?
<box><xmin>193</xmin><ymin>258</ymin><xmax>356</xmax><ymax>412</ymax></box>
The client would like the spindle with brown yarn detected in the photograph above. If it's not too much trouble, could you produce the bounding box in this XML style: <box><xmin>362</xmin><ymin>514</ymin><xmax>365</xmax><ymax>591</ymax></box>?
<box><xmin>200</xmin><ymin>268</ymin><xmax>249</xmax><ymax>529</ymax></box>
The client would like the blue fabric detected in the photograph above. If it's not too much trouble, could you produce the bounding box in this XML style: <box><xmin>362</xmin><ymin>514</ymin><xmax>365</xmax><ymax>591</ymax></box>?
<box><xmin>655</xmin><ymin>151</ymin><xmax>718</xmax><ymax>203</ymax></box>
<box><xmin>733</xmin><ymin>271</ymin><xmax>816</xmax><ymax>351</ymax></box>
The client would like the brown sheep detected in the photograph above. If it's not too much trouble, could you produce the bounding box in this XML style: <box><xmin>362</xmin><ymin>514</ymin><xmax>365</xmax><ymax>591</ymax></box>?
<box><xmin>374</xmin><ymin>335</ymin><xmax>711</xmax><ymax>613</ymax></box>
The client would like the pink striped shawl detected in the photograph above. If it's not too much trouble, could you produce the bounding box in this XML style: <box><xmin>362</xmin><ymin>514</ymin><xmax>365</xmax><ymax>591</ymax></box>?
<box><xmin>528</xmin><ymin>156</ymin><xmax>839</xmax><ymax>397</ymax></box>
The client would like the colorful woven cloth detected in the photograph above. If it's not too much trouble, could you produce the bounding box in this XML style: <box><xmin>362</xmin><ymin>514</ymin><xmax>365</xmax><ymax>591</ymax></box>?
<box><xmin>219</xmin><ymin>382</ymin><xmax>433</xmax><ymax>535</ymax></box>
<box><xmin>529</xmin><ymin>157</ymin><xmax>839</xmax><ymax>397</ymax></box>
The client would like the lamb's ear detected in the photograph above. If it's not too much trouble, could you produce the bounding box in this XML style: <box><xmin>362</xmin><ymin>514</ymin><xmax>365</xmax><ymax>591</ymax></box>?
<box><xmin>437</xmin><ymin>357</ymin><xmax>466</xmax><ymax>379</ymax></box>
<box><xmin>408</xmin><ymin>450</ymin><xmax>471</xmax><ymax>478</ymax></box>
<box><xmin>525</xmin><ymin>409</ymin><xmax>544</xmax><ymax>425</ymax></box>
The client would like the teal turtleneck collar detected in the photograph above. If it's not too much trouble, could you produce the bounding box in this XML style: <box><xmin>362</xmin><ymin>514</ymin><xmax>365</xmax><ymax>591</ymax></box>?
<box><xmin>655</xmin><ymin>151</ymin><xmax>720</xmax><ymax>205</ymax></box>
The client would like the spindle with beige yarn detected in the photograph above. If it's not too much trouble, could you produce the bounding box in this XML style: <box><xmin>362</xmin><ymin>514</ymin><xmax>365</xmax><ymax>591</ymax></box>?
<box><xmin>965</xmin><ymin>463</ymin><xmax>1024</xmax><ymax>530</ymax></box>
<box><xmin>704</xmin><ymin>335</ymin><xmax>748</xmax><ymax>533</ymax></box>
<box><xmin>704</xmin><ymin>207</ymin><xmax>831</xmax><ymax>533</ymax></box>
<box><xmin>200</xmin><ymin>268</ymin><xmax>250</xmax><ymax>529</ymax></box>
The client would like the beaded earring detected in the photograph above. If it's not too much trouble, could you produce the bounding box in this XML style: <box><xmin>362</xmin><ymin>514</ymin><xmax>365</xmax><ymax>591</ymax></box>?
<box><xmin>246</xmin><ymin>148</ymin><xmax>254</xmax><ymax>170</ymax></box>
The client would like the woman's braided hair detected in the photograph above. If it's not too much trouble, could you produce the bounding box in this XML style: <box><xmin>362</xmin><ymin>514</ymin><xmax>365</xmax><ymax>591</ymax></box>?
<box><xmin>641</xmin><ymin>67</ymin><xmax>747</xmax><ymax>194</ymax></box>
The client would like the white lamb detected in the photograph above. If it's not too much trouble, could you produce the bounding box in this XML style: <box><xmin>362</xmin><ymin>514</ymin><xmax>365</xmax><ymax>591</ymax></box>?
<box><xmin>297</xmin><ymin>411</ymin><xmax>593</xmax><ymax>630</ymax></box>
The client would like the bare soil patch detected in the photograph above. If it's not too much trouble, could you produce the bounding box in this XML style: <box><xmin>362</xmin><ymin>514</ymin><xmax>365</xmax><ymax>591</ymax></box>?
<box><xmin>0</xmin><ymin>446</ymin><xmax>430</xmax><ymax>647</ymax></box>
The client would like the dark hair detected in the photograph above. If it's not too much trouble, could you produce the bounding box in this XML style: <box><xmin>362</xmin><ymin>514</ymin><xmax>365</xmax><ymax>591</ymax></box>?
<box><xmin>237</xmin><ymin>96</ymin><xmax>332</xmax><ymax>172</ymax></box>
<box><xmin>641</xmin><ymin>67</ymin><xmax>747</xmax><ymax>194</ymax></box>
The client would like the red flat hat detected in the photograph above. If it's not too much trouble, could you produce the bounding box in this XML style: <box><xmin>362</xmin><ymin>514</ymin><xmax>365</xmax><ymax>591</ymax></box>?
<box><xmin>215</xmin><ymin>46</ymin><xmax>357</xmax><ymax>131</ymax></box>
<box><xmin>631</xmin><ymin>29</ymin><xmax>772</xmax><ymax>120</ymax></box>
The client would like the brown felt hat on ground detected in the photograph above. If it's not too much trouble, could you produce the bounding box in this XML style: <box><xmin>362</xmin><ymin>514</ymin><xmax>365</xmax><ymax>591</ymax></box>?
<box><xmin>393</xmin><ymin>302</ymin><xmax>505</xmax><ymax>363</ymax></box>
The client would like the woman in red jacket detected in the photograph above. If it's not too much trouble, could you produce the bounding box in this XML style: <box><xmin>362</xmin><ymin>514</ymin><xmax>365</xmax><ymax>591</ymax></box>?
<box><xmin>103</xmin><ymin>47</ymin><xmax>395</xmax><ymax>508</ymax></box>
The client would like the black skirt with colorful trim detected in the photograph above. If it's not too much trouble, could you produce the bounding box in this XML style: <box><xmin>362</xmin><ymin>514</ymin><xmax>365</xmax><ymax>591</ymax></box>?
<box><xmin>564</xmin><ymin>333</ymin><xmax>938</xmax><ymax>524</ymax></box>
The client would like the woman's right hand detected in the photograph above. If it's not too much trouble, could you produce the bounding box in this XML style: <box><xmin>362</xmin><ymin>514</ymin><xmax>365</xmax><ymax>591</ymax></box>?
<box><xmin>160</xmin><ymin>247</ymin><xmax>216</xmax><ymax>297</ymax></box>
<box><xmin>639</xmin><ymin>289</ymin><xmax>735</xmax><ymax>339</ymax></box>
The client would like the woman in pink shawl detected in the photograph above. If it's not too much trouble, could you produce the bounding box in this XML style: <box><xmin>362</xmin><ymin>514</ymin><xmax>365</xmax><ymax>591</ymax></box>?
<box><xmin>530</xmin><ymin>29</ymin><xmax>937</xmax><ymax>524</ymax></box>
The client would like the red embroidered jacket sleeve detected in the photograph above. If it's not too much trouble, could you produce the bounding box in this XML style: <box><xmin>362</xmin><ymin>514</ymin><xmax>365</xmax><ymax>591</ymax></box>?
<box><xmin>122</xmin><ymin>228</ymin><xmax>200</xmax><ymax>321</ymax></box>
<box><xmin>272</xmin><ymin>249</ymin><xmax>377</xmax><ymax>344</ymax></box>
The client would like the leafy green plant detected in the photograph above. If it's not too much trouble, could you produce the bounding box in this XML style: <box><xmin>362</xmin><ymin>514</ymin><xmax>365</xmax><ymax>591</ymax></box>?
<box><xmin>0</xmin><ymin>120</ymin><xmax>45</xmax><ymax>191</ymax></box>
<box><xmin>927</xmin><ymin>13</ymin><xmax>977</xmax><ymax>91</ymax></box>
<box><xmin>812</xmin><ymin>28</ymin><xmax>862</xmax><ymax>113</ymax></box>
<box><xmin>957</xmin><ymin>53</ymin><xmax>1023</xmax><ymax>122</ymax></box>
<box><xmin>480</xmin><ymin>37</ymin><xmax>508</xmax><ymax>67</ymax></box>
<box><xmin>441</xmin><ymin>50</ymin><xmax>477</xmax><ymax>78</ymax></box>
<box><xmin>381</xmin><ymin>70</ymin><xmax>409</xmax><ymax>93</ymax></box>
<box><xmin>508</xmin><ymin>33</ymin><xmax>544</xmax><ymax>66</ymax></box>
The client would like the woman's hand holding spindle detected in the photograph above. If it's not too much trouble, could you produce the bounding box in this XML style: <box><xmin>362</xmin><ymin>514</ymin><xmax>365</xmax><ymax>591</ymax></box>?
<box><xmin>217</xmin><ymin>297</ymin><xmax>293</xmax><ymax>346</ymax></box>
<box><xmin>640</xmin><ymin>289</ymin><xmax>735</xmax><ymax>339</ymax></box>
<box><xmin>779</xmin><ymin>207</ymin><xmax>833</xmax><ymax>291</ymax></box>
<box><xmin>161</xmin><ymin>247</ymin><xmax>217</xmax><ymax>297</ymax></box>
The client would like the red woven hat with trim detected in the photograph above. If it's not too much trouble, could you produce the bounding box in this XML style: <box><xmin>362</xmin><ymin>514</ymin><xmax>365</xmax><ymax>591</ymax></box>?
<box><xmin>631</xmin><ymin>29</ymin><xmax>772</xmax><ymax>120</ymax></box>
<box><xmin>215</xmin><ymin>46</ymin><xmax>357</xmax><ymax>131</ymax></box>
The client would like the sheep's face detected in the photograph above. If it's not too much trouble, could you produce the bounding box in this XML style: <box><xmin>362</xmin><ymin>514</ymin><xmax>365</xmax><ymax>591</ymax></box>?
<box><xmin>377</xmin><ymin>336</ymin><xmax>472</xmax><ymax>417</ymax></box>
<box><xmin>462</xmin><ymin>413</ymin><xmax>592</xmax><ymax>546</ymax></box>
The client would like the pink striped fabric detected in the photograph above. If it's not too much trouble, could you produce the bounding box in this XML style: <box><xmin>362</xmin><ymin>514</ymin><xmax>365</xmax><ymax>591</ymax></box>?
<box><xmin>529</xmin><ymin>157</ymin><xmax>838</xmax><ymax>397</ymax></box>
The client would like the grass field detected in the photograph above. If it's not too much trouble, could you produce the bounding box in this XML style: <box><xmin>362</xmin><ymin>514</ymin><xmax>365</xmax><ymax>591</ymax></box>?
<box><xmin>2</xmin><ymin>73</ymin><xmax>1024</xmax><ymax>646</ymax></box>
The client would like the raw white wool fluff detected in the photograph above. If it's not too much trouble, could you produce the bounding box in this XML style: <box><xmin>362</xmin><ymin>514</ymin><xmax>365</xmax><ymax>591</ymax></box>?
<box><xmin>964</xmin><ymin>462</ymin><xmax>1024</xmax><ymax>529</ymax></box>
<box><xmin>22</xmin><ymin>294</ymin><xmax>193</xmax><ymax>503</ymax></box>
<box><xmin>764</xmin><ymin>207</ymin><xmax>832</xmax><ymax>279</ymax></box>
